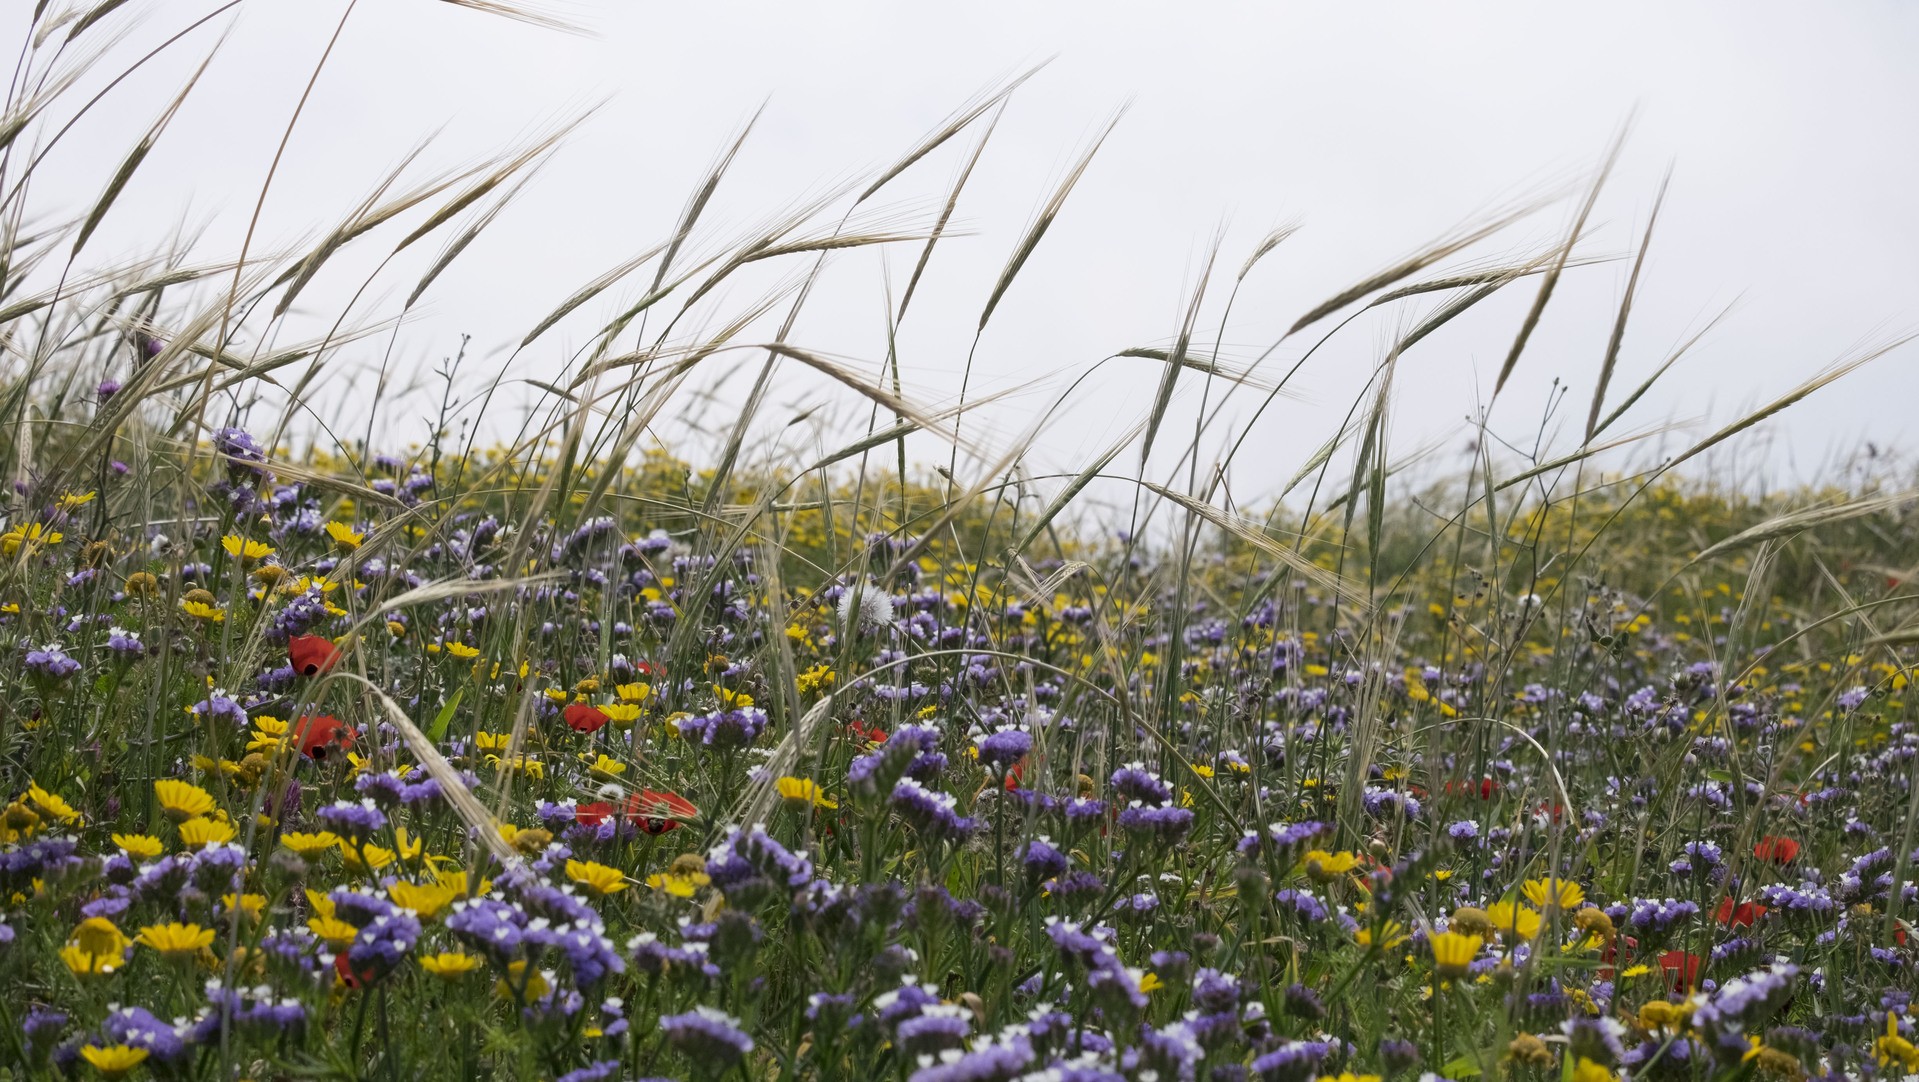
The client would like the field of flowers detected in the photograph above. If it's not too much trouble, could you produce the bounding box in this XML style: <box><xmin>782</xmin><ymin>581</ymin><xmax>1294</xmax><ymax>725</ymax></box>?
<box><xmin>6</xmin><ymin>3</ymin><xmax>1919</xmax><ymax>1081</ymax></box>
<box><xmin>2</xmin><ymin>446</ymin><xmax>1917</xmax><ymax>1082</ymax></box>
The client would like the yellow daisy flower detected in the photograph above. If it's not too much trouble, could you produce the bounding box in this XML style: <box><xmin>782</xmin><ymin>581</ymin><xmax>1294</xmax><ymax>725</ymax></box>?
<box><xmin>154</xmin><ymin>779</ymin><xmax>215</xmax><ymax>822</ymax></box>
<box><xmin>136</xmin><ymin>921</ymin><xmax>216</xmax><ymax>958</ymax></box>
<box><xmin>565</xmin><ymin>859</ymin><xmax>629</xmax><ymax>896</ymax></box>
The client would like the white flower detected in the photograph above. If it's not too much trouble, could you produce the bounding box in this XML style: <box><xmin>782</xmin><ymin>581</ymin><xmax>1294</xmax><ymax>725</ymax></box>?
<box><xmin>837</xmin><ymin>581</ymin><xmax>894</xmax><ymax>631</ymax></box>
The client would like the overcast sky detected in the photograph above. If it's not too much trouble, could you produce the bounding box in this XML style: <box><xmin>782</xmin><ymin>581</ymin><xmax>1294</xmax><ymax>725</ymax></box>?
<box><xmin>19</xmin><ymin>1</ymin><xmax>1919</xmax><ymax>498</ymax></box>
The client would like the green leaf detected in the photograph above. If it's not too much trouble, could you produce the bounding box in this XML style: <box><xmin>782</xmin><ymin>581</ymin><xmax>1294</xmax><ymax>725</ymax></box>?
<box><xmin>426</xmin><ymin>687</ymin><xmax>466</xmax><ymax>745</ymax></box>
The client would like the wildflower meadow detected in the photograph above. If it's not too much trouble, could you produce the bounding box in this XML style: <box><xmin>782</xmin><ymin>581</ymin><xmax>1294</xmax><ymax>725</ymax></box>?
<box><xmin>1</xmin><ymin>4</ymin><xmax>1918</xmax><ymax>1081</ymax></box>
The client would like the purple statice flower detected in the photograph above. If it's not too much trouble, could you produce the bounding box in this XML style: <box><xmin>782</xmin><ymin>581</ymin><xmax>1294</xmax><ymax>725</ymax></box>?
<box><xmin>21</xmin><ymin>1007</ymin><xmax>68</xmax><ymax>1060</ymax></box>
<box><xmin>213</xmin><ymin>426</ymin><xmax>267</xmax><ymax>471</ymax></box>
<box><xmin>890</xmin><ymin>779</ymin><xmax>979</xmax><ymax>843</ymax></box>
<box><xmin>557</xmin><ymin>1063</ymin><xmax>622</xmax><ymax>1082</ymax></box>
<box><xmin>1110</xmin><ymin>762</ymin><xmax>1174</xmax><ymax>806</ymax></box>
<box><xmin>1670</xmin><ymin>840</ymin><xmax>1725</xmax><ymax>877</ymax></box>
<box><xmin>23</xmin><ymin>643</ymin><xmax>81</xmax><ymax>681</ymax></box>
<box><xmin>189</xmin><ymin>689</ymin><xmax>248</xmax><ymax>729</ymax></box>
<box><xmin>1362</xmin><ymin>786</ymin><xmax>1420</xmax><ymax>820</ymax></box>
<box><xmin>1626</xmin><ymin>897</ymin><xmax>1701</xmax><ymax>935</ymax></box>
<box><xmin>1116</xmin><ymin>802</ymin><xmax>1194</xmax><ymax>844</ymax></box>
<box><xmin>354</xmin><ymin>772</ymin><xmax>406</xmax><ymax>809</ymax></box>
<box><xmin>897</xmin><ymin>1005</ymin><xmax>972</xmax><ymax>1056</ymax></box>
<box><xmin>328</xmin><ymin>887</ymin><xmax>396</xmax><ymax>929</ymax></box>
<box><xmin>1560</xmin><ymin>1016</ymin><xmax>1628</xmax><ymax>1067</ymax></box>
<box><xmin>105</xmin><ymin>626</ymin><xmax>144</xmax><ymax>657</ymax></box>
<box><xmin>190</xmin><ymin>982</ymin><xmax>307</xmax><ymax>1043</ymax></box>
<box><xmin>1062</xmin><ymin>798</ymin><xmax>1107</xmax><ymax>829</ymax></box>
<box><xmin>316</xmin><ymin>800</ymin><xmax>387</xmax><ymax>843</ymax></box>
<box><xmin>100</xmin><ymin>1005</ymin><xmax>189</xmax><ymax>1065</ymax></box>
<box><xmin>973</xmin><ymin>726</ymin><xmax>1032</xmax><ymax>771</ymax></box>
<box><xmin>1192</xmin><ymin>968</ymin><xmax>1241</xmax><ymax>1012</ymax></box>
<box><xmin>1838</xmin><ymin>686</ymin><xmax>1871</xmax><ymax>711</ymax></box>
<box><xmin>1755</xmin><ymin>882</ymin><xmax>1836</xmax><ymax>916</ymax></box>
<box><xmin>1252</xmin><ymin>1039</ymin><xmax>1332</xmax><ymax>1081</ymax></box>
<box><xmin>906</xmin><ymin>1032</ymin><xmax>1034</xmax><ymax>1082</ymax></box>
<box><xmin>1690</xmin><ymin>964</ymin><xmax>1798</xmax><ymax>1039</ymax></box>
<box><xmin>1238</xmin><ymin>820</ymin><xmax>1325</xmax><ymax>863</ymax></box>
<box><xmin>677</xmin><ymin>707</ymin><xmax>768</xmax><ymax>751</ymax></box>
<box><xmin>1046</xmin><ymin>869</ymin><xmax>1104</xmax><ymax>903</ymax></box>
<box><xmin>659</xmin><ymin>1005</ymin><xmax>754</xmax><ymax>1066</ymax></box>
<box><xmin>349</xmin><ymin>911</ymin><xmax>420</xmax><ymax>977</ymax></box>
<box><xmin>848</xmin><ymin>724</ymin><xmax>941</xmax><ymax>798</ymax></box>
<box><xmin>446</xmin><ymin>898</ymin><xmax>529</xmax><ymax>962</ymax></box>
<box><xmin>1447</xmin><ymin>820</ymin><xmax>1480</xmax><ymax>841</ymax></box>
<box><xmin>628</xmin><ymin>932</ymin><xmax>718</xmax><ymax>981</ymax></box>
<box><xmin>706</xmin><ymin>825</ymin><xmax>815</xmax><ymax>898</ymax></box>
<box><xmin>1273</xmin><ymin>888</ymin><xmax>1333</xmax><ymax>924</ymax></box>
<box><xmin>1019</xmin><ymin>836</ymin><xmax>1070</xmax><ymax>881</ymax></box>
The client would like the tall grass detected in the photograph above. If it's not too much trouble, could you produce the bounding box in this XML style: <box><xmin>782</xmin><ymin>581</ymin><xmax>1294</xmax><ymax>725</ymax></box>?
<box><xmin>0</xmin><ymin>4</ymin><xmax>1915</xmax><ymax>1081</ymax></box>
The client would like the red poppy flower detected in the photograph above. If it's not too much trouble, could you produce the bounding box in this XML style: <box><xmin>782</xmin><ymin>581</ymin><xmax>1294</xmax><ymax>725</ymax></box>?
<box><xmin>625</xmin><ymin>789</ymin><xmax>697</xmax><ymax>834</ymax></box>
<box><xmin>563</xmin><ymin>703</ymin><xmax>610</xmax><ymax>734</ymax></box>
<box><xmin>1444</xmin><ymin>778</ymin><xmax>1500</xmax><ymax>801</ymax></box>
<box><xmin>1535</xmin><ymin>801</ymin><xmax>1566</xmax><ymax>823</ymax></box>
<box><xmin>1716</xmin><ymin>898</ymin><xmax>1768</xmax><ymax>928</ymax></box>
<box><xmin>335</xmin><ymin>951</ymin><xmax>375</xmax><ymax>989</ymax></box>
<box><xmin>845</xmin><ymin>721</ymin><xmax>887</xmax><ymax>745</ymax></box>
<box><xmin>1659</xmin><ymin>950</ymin><xmax>1702</xmax><ymax>993</ymax></box>
<box><xmin>1754</xmin><ymin>835</ymin><xmax>1800</xmax><ymax>865</ymax></box>
<box><xmin>288</xmin><ymin>635</ymin><xmax>341</xmax><ymax>677</ymax></box>
<box><xmin>631</xmin><ymin>660</ymin><xmax>658</xmax><ymax>678</ymax></box>
<box><xmin>1598</xmin><ymin>934</ymin><xmax>1638</xmax><ymax>980</ymax></box>
<box><xmin>292</xmin><ymin>715</ymin><xmax>354</xmax><ymax>761</ymax></box>
<box><xmin>575</xmin><ymin>802</ymin><xmax>614</xmax><ymax>826</ymax></box>
<box><xmin>1004</xmin><ymin>760</ymin><xmax>1025</xmax><ymax>792</ymax></box>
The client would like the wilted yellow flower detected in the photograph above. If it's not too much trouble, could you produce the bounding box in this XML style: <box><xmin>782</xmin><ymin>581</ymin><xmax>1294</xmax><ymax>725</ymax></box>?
<box><xmin>56</xmin><ymin>490</ymin><xmax>96</xmax><ymax>511</ymax></box>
